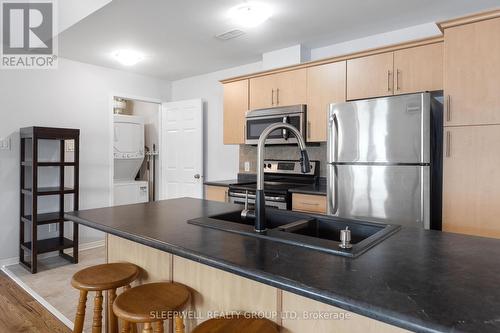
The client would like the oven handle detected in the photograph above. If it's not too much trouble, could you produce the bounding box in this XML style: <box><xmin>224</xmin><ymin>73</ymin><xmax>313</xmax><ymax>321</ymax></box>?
<box><xmin>282</xmin><ymin>116</ymin><xmax>290</xmax><ymax>140</ymax></box>
<box><xmin>229</xmin><ymin>192</ymin><xmax>286</xmax><ymax>202</ymax></box>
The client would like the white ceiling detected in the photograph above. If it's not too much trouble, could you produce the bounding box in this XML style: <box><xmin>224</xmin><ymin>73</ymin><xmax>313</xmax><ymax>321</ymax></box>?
<box><xmin>58</xmin><ymin>0</ymin><xmax>500</xmax><ymax>80</ymax></box>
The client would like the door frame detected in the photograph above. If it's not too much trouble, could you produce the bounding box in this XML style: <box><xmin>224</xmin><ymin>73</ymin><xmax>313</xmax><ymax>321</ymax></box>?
<box><xmin>108</xmin><ymin>93</ymin><xmax>162</xmax><ymax>206</ymax></box>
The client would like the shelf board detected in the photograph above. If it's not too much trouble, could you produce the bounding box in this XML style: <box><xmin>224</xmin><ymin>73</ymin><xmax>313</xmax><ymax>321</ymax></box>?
<box><xmin>21</xmin><ymin>237</ymin><xmax>74</xmax><ymax>254</ymax></box>
<box><xmin>21</xmin><ymin>212</ymin><xmax>65</xmax><ymax>225</ymax></box>
<box><xmin>22</xmin><ymin>187</ymin><xmax>76</xmax><ymax>196</ymax></box>
<box><xmin>21</xmin><ymin>161</ymin><xmax>76</xmax><ymax>167</ymax></box>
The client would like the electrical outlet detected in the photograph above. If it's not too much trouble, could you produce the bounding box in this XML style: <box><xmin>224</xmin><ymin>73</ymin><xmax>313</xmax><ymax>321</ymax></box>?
<box><xmin>244</xmin><ymin>161</ymin><xmax>250</xmax><ymax>172</ymax></box>
<box><xmin>0</xmin><ymin>137</ymin><xmax>11</xmax><ymax>150</ymax></box>
<box><xmin>65</xmin><ymin>140</ymin><xmax>75</xmax><ymax>152</ymax></box>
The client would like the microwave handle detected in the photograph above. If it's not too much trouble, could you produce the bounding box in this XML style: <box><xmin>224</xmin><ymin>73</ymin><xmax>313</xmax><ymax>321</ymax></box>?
<box><xmin>282</xmin><ymin>116</ymin><xmax>290</xmax><ymax>140</ymax></box>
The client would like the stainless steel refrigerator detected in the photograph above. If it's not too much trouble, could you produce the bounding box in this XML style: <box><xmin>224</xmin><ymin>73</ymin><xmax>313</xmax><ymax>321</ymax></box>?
<box><xmin>327</xmin><ymin>92</ymin><xmax>443</xmax><ymax>229</ymax></box>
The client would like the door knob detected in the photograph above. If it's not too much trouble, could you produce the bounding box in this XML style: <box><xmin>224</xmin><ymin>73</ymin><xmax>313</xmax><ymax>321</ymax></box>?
<box><xmin>194</xmin><ymin>174</ymin><xmax>201</xmax><ymax>179</ymax></box>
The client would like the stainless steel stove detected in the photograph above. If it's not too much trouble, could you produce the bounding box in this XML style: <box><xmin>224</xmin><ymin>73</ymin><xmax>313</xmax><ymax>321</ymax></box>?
<box><xmin>228</xmin><ymin>160</ymin><xmax>319</xmax><ymax>210</ymax></box>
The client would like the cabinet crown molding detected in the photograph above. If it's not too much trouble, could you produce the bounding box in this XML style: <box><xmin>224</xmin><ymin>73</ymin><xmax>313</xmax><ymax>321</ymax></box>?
<box><xmin>438</xmin><ymin>8</ymin><xmax>500</xmax><ymax>31</ymax></box>
<box><xmin>220</xmin><ymin>36</ymin><xmax>443</xmax><ymax>84</ymax></box>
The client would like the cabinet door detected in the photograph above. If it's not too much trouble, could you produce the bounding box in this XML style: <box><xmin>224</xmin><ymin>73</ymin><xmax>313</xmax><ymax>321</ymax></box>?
<box><xmin>394</xmin><ymin>43</ymin><xmax>443</xmax><ymax>95</ymax></box>
<box><xmin>249</xmin><ymin>74</ymin><xmax>277</xmax><ymax>110</ymax></box>
<box><xmin>282</xmin><ymin>291</ymin><xmax>410</xmax><ymax>333</ymax></box>
<box><xmin>292</xmin><ymin>193</ymin><xmax>327</xmax><ymax>214</ymax></box>
<box><xmin>306</xmin><ymin>61</ymin><xmax>346</xmax><ymax>142</ymax></box>
<box><xmin>443</xmin><ymin>125</ymin><xmax>500</xmax><ymax>238</ymax></box>
<box><xmin>173</xmin><ymin>256</ymin><xmax>279</xmax><ymax>331</ymax></box>
<box><xmin>249</xmin><ymin>69</ymin><xmax>307</xmax><ymax>110</ymax></box>
<box><xmin>223</xmin><ymin>80</ymin><xmax>248</xmax><ymax>144</ymax></box>
<box><xmin>205</xmin><ymin>185</ymin><xmax>228</xmax><ymax>202</ymax></box>
<box><xmin>444</xmin><ymin>18</ymin><xmax>500</xmax><ymax>126</ymax></box>
<box><xmin>347</xmin><ymin>52</ymin><xmax>394</xmax><ymax>100</ymax></box>
<box><xmin>273</xmin><ymin>68</ymin><xmax>307</xmax><ymax>107</ymax></box>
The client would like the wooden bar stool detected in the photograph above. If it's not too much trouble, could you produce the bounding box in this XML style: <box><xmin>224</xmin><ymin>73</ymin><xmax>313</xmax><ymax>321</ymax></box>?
<box><xmin>112</xmin><ymin>282</ymin><xmax>190</xmax><ymax>333</ymax></box>
<box><xmin>71</xmin><ymin>263</ymin><xmax>140</xmax><ymax>333</ymax></box>
<box><xmin>192</xmin><ymin>315</ymin><xmax>279</xmax><ymax>333</ymax></box>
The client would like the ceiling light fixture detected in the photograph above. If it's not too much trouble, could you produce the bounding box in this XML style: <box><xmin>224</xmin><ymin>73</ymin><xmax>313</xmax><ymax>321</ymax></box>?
<box><xmin>228</xmin><ymin>2</ymin><xmax>272</xmax><ymax>28</ymax></box>
<box><xmin>112</xmin><ymin>49</ymin><xmax>144</xmax><ymax>66</ymax></box>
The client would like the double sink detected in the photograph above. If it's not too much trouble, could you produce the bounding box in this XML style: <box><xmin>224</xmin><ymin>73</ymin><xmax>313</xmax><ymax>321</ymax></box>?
<box><xmin>189</xmin><ymin>209</ymin><xmax>400</xmax><ymax>258</ymax></box>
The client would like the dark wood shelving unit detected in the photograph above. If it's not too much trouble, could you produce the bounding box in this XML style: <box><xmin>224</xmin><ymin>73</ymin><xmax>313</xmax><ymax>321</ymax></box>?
<box><xmin>20</xmin><ymin>127</ymin><xmax>80</xmax><ymax>274</ymax></box>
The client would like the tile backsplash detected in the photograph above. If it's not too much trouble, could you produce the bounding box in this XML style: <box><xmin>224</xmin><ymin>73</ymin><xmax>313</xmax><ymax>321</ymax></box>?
<box><xmin>239</xmin><ymin>143</ymin><xmax>327</xmax><ymax>177</ymax></box>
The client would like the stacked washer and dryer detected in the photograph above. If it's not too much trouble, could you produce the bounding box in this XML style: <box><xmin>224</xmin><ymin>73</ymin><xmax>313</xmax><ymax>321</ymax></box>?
<box><xmin>113</xmin><ymin>115</ymin><xmax>149</xmax><ymax>205</ymax></box>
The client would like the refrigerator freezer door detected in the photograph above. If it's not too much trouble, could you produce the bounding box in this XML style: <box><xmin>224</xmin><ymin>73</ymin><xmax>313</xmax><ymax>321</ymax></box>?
<box><xmin>327</xmin><ymin>164</ymin><xmax>429</xmax><ymax>228</ymax></box>
<box><xmin>328</xmin><ymin>93</ymin><xmax>430</xmax><ymax>164</ymax></box>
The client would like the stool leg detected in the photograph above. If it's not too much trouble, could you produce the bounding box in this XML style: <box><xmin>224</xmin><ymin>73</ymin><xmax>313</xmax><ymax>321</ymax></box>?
<box><xmin>73</xmin><ymin>290</ymin><xmax>88</xmax><ymax>333</ymax></box>
<box><xmin>174</xmin><ymin>315</ymin><xmax>185</xmax><ymax>333</ymax></box>
<box><xmin>92</xmin><ymin>291</ymin><xmax>103</xmax><ymax>333</ymax></box>
<box><xmin>153</xmin><ymin>321</ymin><xmax>164</xmax><ymax>333</ymax></box>
<box><xmin>108</xmin><ymin>289</ymin><xmax>118</xmax><ymax>333</ymax></box>
<box><xmin>142</xmin><ymin>323</ymin><xmax>153</xmax><ymax>333</ymax></box>
<box><xmin>121</xmin><ymin>320</ymin><xmax>130</xmax><ymax>333</ymax></box>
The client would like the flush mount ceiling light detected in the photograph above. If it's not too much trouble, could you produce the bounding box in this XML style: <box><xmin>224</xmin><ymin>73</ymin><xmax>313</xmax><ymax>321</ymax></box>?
<box><xmin>112</xmin><ymin>49</ymin><xmax>144</xmax><ymax>66</ymax></box>
<box><xmin>228</xmin><ymin>2</ymin><xmax>272</xmax><ymax>28</ymax></box>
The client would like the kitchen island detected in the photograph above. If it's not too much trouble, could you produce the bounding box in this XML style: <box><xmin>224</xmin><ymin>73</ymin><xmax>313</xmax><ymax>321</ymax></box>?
<box><xmin>66</xmin><ymin>198</ymin><xmax>500</xmax><ymax>333</ymax></box>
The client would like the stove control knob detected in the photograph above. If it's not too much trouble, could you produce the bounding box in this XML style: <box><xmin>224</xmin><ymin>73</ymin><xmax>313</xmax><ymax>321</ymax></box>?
<box><xmin>263</xmin><ymin>164</ymin><xmax>267</xmax><ymax>168</ymax></box>
<box><xmin>267</xmin><ymin>163</ymin><xmax>271</xmax><ymax>168</ymax></box>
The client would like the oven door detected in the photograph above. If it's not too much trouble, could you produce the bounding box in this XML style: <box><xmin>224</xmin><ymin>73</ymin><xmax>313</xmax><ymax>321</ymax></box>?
<box><xmin>246</xmin><ymin>113</ymin><xmax>305</xmax><ymax>145</ymax></box>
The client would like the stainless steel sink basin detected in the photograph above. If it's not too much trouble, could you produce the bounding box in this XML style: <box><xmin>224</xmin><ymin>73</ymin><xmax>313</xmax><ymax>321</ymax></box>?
<box><xmin>188</xmin><ymin>209</ymin><xmax>400</xmax><ymax>258</ymax></box>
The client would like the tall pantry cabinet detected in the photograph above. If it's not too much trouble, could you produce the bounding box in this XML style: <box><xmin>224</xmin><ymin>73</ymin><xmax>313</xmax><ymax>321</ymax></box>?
<box><xmin>441</xmin><ymin>14</ymin><xmax>500</xmax><ymax>238</ymax></box>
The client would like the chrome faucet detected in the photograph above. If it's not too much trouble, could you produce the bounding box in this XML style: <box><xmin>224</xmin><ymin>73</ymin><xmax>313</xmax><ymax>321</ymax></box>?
<box><xmin>254</xmin><ymin>123</ymin><xmax>311</xmax><ymax>233</ymax></box>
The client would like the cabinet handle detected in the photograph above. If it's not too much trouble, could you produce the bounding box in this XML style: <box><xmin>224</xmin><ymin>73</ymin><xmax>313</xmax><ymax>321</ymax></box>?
<box><xmin>300</xmin><ymin>202</ymin><xmax>320</xmax><ymax>206</ymax></box>
<box><xmin>387</xmin><ymin>70</ymin><xmax>392</xmax><ymax>92</ymax></box>
<box><xmin>276</xmin><ymin>88</ymin><xmax>280</xmax><ymax>105</ymax></box>
<box><xmin>446</xmin><ymin>95</ymin><xmax>451</xmax><ymax>122</ymax></box>
<box><xmin>396</xmin><ymin>69</ymin><xmax>401</xmax><ymax>91</ymax></box>
<box><xmin>445</xmin><ymin>131</ymin><xmax>451</xmax><ymax>158</ymax></box>
<box><xmin>307</xmin><ymin>121</ymin><xmax>311</xmax><ymax>139</ymax></box>
<box><xmin>271</xmin><ymin>89</ymin><xmax>275</xmax><ymax>106</ymax></box>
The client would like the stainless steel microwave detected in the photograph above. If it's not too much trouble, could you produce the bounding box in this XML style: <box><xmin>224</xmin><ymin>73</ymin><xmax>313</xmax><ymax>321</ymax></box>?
<box><xmin>245</xmin><ymin>105</ymin><xmax>307</xmax><ymax>145</ymax></box>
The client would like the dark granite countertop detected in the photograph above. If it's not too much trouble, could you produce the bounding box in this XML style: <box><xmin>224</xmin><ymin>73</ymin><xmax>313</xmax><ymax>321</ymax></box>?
<box><xmin>66</xmin><ymin>198</ymin><xmax>500</xmax><ymax>333</ymax></box>
<box><xmin>203</xmin><ymin>179</ymin><xmax>240</xmax><ymax>187</ymax></box>
<box><xmin>288</xmin><ymin>183</ymin><xmax>327</xmax><ymax>196</ymax></box>
<box><xmin>203</xmin><ymin>174</ymin><xmax>256</xmax><ymax>187</ymax></box>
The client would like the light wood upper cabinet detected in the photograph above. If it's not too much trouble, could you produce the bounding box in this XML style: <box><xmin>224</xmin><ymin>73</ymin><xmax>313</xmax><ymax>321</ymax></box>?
<box><xmin>223</xmin><ymin>80</ymin><xmax>248</xmax><ymax>144</ymax></box>
<box><xmin>444</xmin><ymin>17</ymin><xmax>500</xmax><ymax>126</ymax></box>
<box><xmin>249</xmin><ymin>74</ymin><xmax>276</xmax><ymax>110</ymax></box>
<box><xmin>249</xmin><ymin>69</ymin><xmax>306</xmax><ymax>110</ymax></box>
<box><xmin>306</xmin><ymin>61</ymin><xmax>346</xmax><ymax>142</ymax></box>
<box><xmin>394</xmin><ymin>43</ymin><xmax>443</xmax><ymax>95</ymax></box>
<box><xmin>347</xmin><ymin>52</ymin><xmax>394</xmax><ymax>100</ymax></box>
<box><xmin>443</xmin><ymin>125</ymin><xmax>500</xmax><ymax>239</ymax></box>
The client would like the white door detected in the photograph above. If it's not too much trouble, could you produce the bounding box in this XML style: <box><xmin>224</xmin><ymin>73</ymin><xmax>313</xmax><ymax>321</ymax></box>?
<box><xmin>160</xmin><ymin>99</ymin><xmax>204</xmax><ymax>199</ymax></box>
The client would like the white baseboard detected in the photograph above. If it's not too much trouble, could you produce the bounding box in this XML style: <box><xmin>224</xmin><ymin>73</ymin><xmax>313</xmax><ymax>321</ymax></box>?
<box><xmin>0</xmin><ymin>239</ymin><xmax>105</xmax><ymax>267</ymax></box>
<box><xmin>1</xmin><ymin>265</ymin><xmax>75</xmax><ymax>330</ymax></box>
<box><xmin>0</xmin><ymin>256</ymin><xmax>19</xmax><ymax>267</ymax></box>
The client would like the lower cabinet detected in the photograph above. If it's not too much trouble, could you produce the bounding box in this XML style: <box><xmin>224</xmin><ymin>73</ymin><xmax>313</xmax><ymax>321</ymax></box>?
<box><xmin>205</xmin><ymin>185</ymin><xmax>228</xmax><ymax>202</ymax></box>
<box><xmin>281</xmin><ymin>291</ymin><xmax>410</xmax><ymax>333</ymax></box>
<box><xmin>292</xmin><ymin>193</ymin><xmax>327</xmax><ymax>214</ymax></box>
<box><xmin>173</xmin><ymin>256</ymin><xmax>280</xmax><ymax>332</ymax></box>
<box><xmin>107</xmin><ymin>235</ymin><xmax>410</xmax><ymax>333</ymax></box>
<box><xmin>443</xmin><ymin>125</ymin><xmax>500</xmax><ymax>238</ymax></box>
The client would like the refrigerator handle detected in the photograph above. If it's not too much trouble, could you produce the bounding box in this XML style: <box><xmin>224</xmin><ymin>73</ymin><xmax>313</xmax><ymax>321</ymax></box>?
<box><xmin>327</xmin><ymin>164</ymin><xmax>339</xmax><ymax>215</ymax></box>
<box><xmin>327</xmin><ymin>111</ymin><xmax>338</xmax><ymax>163</ymax></box>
